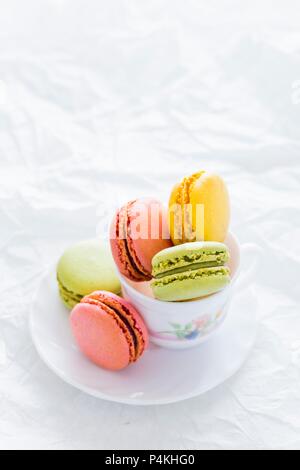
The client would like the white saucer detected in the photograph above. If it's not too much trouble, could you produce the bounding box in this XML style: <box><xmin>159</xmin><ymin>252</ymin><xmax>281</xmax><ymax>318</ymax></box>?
<box><xmin>30</xmin><ymin>269</ymin><xmax>258</xmax><ymax>406</ymax></box>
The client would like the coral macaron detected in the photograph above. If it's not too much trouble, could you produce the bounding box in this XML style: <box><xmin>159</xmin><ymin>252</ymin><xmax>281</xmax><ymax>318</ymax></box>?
<box><xmin>70</xmin><ymin>291</ymin><xmax>149</xmax><ymax>371</ymax></box>
<box><xmin>110</xmin><ymin>198</ymin><xmax>173</xmax><ymax>282</ymax></box>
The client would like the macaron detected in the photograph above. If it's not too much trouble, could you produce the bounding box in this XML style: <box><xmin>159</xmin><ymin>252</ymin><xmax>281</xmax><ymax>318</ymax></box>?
<box><xmin>151</xmin><ymin>242</ymin><xmax>231</xmax><ymax>302</ymax></box>
<box><xmin>70</xmin><ymin>291</ymin><xmax>149</xmax><ymax>371</ymax></box>
<box><xmin>57</xmin><ymin>239</ymin><xmax>121</xmax><ymax>309</ymax></box>
<box><xmin>110</xmin><ymin>198</ymin><xmax>173</xmax><ymax>282</ymax></box>
<box><xmin>168</xmin><ymin>171</ymin><xmax>230</xmax><ymax>245</ymax></box>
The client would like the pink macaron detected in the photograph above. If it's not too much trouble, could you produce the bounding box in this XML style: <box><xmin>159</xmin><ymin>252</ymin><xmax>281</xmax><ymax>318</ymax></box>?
<box><xmin>70</xmin><ymin>291</ymin><xmax>149</xmax><ymax>371</ymax></box>
<box><xmin>110</xmin><ymin>198</ymin><xmax>173</xmax><ymax>282</ymax></box>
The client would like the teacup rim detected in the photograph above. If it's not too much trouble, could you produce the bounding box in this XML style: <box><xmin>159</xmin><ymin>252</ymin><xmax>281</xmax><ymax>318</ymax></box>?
<box><xmin>119</xmin><ymin>232</ymin><xmax>241</xmax><ymax>307</ymax></box>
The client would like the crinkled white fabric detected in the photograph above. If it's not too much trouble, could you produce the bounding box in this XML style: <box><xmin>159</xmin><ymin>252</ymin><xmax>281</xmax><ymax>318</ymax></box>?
<box><xmin>1</xmin><ymin>0</ymin><xmax>300</xmax><ymax>450</ymax></box>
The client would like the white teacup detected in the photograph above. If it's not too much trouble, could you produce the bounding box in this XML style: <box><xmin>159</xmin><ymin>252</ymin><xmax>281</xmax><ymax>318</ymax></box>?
<box><xmin>120</xmin><ymin>233</ymin><xmax>261</xmax><ymax>349</ymax></box>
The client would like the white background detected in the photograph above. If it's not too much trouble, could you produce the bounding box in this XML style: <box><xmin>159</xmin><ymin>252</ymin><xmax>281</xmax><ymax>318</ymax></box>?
<box><xmin>1</xmin><ymin>0</ymin><xmax>300</xmax><ymax>450</ymax></box>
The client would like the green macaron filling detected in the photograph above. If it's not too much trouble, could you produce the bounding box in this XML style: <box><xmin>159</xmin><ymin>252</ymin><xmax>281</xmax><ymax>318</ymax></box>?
<box><xmin>152</xmin><ymin>244</ymin><xmax>229</xmax><ymax>278</ymax></box>
<box><xmin>154</xmin><ymin>258</ymin><xmax>227</xmax><ymax>278</ymax></box>
<box><xmin>152</xmin><ymin>266</ymin><xmax>230</xmax><ymax>287</ymax></box>
<box><xmin>58</xmin><ymin>278</ymin><xmax>83</xmax><ymax>307</ymax></box>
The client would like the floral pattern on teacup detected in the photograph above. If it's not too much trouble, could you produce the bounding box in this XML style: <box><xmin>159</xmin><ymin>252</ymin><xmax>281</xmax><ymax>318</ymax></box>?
<box><xmin>154</xmin><ymin>311</ymin><xmax>224</xmax><ymax>340</ymax></box>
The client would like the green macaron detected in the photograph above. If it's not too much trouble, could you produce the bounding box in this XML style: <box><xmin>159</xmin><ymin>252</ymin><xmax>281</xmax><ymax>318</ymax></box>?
<box><xmin>151</xmin><ymin>242</ymin><xmax>231</xmax><ymax>302</ymax></box>
<box><xmin>57</xmin><ymin>239</ymin><xmax>121</xmax><ymax>309</ymax></box>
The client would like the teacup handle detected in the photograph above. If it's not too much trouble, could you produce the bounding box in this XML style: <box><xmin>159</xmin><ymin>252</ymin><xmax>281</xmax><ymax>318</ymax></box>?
<box><xmin>235</xmin><ymin>243</ymin><xmax>262</xmax><ymax>290</ymax></box>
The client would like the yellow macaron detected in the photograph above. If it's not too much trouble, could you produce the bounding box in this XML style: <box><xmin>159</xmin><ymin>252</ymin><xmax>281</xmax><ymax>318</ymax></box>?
<box><xmin>168</xmin><ymin>171</ymin><xmax>230</xmax><ymax>245</ymax></box>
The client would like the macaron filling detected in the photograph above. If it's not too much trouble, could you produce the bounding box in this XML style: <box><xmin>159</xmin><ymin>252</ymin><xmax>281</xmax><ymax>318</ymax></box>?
<box><xmin>153</xmin><ymin>250</ymin><xmax>229</xmax><ymax>278</ymax></box>
<box><xmin>177</xmin><ymin>172</ymin><xmax>204</xmax><ymax>206</ymax></box>
<box><xmin>58</xmin><ymin>278</ymin><xmax>83</xmax><ymax>304</ymax></box>
<box><xmin>152</xmin><ymin>266</ymin><xmax>230</xmax><ymax>287</ymax></box>
<box><xmin>175</xmin><ymin>172</ymin><xmax>205</xmax><ymax>241</ymax></box>
<box><xmin>115</xmin><ymin>206</ymin><xmax>150</xmax><ymax>281</ymax></box>
<box><xmin>125</xmin><ymin>201</ymin><xmax>153</xmax><ymax>279</ymax></box>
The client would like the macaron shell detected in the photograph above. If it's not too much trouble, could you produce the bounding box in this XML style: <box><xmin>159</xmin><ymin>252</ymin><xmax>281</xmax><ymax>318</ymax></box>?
<box><xmin>58</xmin><ymin>281</ymin><xmax>82</xmax><ymax>309</ymax></box>
<box><xmin>127</xmin><ymin>199</ymin><xmax>173</xmax><ymax>275</ymax></box>
<box><xmin>110</xmin><ymin>198</ymin><xmax>173</xmax><ymax>282</ymax></box>
<box><xmin>168</xmin><ymin>172</ymin><xmax>230</xmax><ymax>244</ymax></box>
<box><xmin>85</xmin><ymin>291</ymin><xmax>149</xmax><ymax>360</ymax></box>
<box><xmin>168</xmin><ymin>182</ymin><xmax>184</xmax><ymax>245</ymax></box>
<box><xmin>152</xmin><ymin>242</ymin><xmax>230</xmax><ymax>276</ymax></box>
<box><xmin>57</xmin><ymin>239</ymin><xmax>121</xmax><ymax>308</ymax></box>
<box><xmin>151</xmin><ymin>267</ymin><xmax>231</xmax><ymax>302</ymax></box>
<box><xmin>190</xmin><ymin>173</ymin><xmax>230</xmax><ymax>242</ymax></box>
<box><xmin>102</xmin><ymin>292</ymin><xmax>149</xmax><ymax>353</ymax></box>
<box><xmin>110</xmin><ymin>208</ymin><xmax>146</xmax><ymax>282</ymax></box>
<box><xmin>169</xmin><ymin>172</ymin><xmax>204</xmax><ymax>245</ymax></box>
<box><xmin>70</xmin><ymin>302</ymin><xmax>132</xmax><ymax>371</ymax></box>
